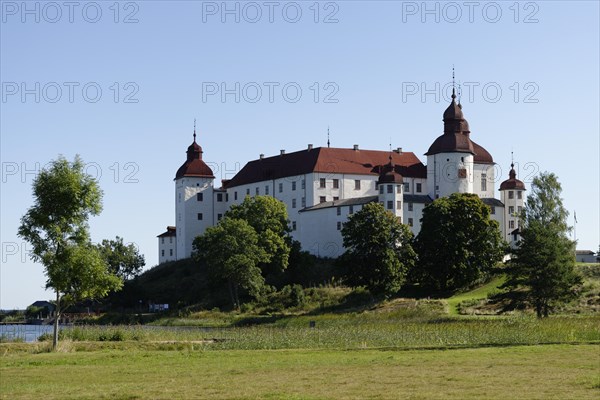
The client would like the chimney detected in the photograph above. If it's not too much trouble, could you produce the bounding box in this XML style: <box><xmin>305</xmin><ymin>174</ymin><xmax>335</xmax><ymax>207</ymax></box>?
<box><xmin>280</xmin><ymin>149</ymin><xmax>286</xmax><ymax>155</ymax></box>
<box><xmin>395</xmin><ymin>147</ymin><xmax>403</xmax><ymax>154</ymax></box>
<box><xmin>259</xmin><ymin>154</ymin><xmax>264</xmax><ymax>160</ymax></box>
<box><xmin>353</xmin><ymin>144</ymin><xmax>359</xmax><ymax>151</ymax></box>
<box><xmin>307</xmin><ymin>144</ymin><xmax>313</xmax><ymax>151</ymax></box>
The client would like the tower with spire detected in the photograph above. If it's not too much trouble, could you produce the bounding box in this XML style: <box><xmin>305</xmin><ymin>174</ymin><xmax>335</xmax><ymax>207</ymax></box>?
<box><xmin>377</xmin><ymin>154</ymin><xmax>404</xmax><ymax>221</ymax></box>
<box><xmin>499</xmin><ymin>154</ymin><xmax>526</xmax><ymax>246</ymax></box>
<box><xmin>173</xmin><ymin>121</ymin><xmax>216</xmax><ymax>259</ymax></box>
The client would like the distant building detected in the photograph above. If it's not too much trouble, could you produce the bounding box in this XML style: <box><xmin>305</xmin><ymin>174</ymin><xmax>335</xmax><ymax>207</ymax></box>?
<box><xmin>576</xmin><ymin>250</ymin><xmax>598</xmax><ymax>263</ymax></box>
<box><xmin>28</xmin><ymin>300</ymin><xmax>55</xmax><ymax>317</ymax></box>
<box><xmin>159</xmin><ymin>88</ymin><xmax>526</xmax><ymax>261</ymax></box>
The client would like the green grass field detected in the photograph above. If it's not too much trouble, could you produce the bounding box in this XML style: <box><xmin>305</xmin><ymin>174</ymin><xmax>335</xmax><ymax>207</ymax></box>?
<box><xmin>1</xmin><ymin>344</ymin><xmax>598</xmax><ymax>399</ymax></box>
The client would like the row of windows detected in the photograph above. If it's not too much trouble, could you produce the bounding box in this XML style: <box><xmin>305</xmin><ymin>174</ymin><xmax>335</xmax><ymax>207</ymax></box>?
<box><xmin>382</xmin><ymin>200</ymin><xmax>402</xmax><ymax>210</ymax></box>
<box><xmin>320</xmin><ymin>178</ymin><xmax>361</xmax><ymax>190</ymax></box>
<box><xmin>509</xmin><ymin>220</ymin><xmax>519</xmax><ymax>229</ymax></box>
<box><xmin>508</xmin><ymin>190</ymin><xmax>523</xmax><ymax>199</ymax></box>
<box><xmin>160</xmin><ymin>237</ymin><xmax>173</xmax><ymax>244</ymax></box>
<box><xmin>196</xmin><ymin>192</ymin><xmax>228</xmax><ymax>202</ymax></box>
<box><xmin>336</xmin><ymin>205</ymin><xmax>355</xmax><ymax>216</ymax></box>
<box><xmin>161</xmin><ymin>249</ymin><xmax>174</xmax><ymax>257</ymax></box>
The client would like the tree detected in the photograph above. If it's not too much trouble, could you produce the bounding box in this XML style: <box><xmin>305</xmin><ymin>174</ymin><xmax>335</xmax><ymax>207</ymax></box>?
<box><xmin>225</xmin><ymin>196</ymin><xmax>292</xmax><ymax>277</ymax></box>
<box><xmin>18</xmin><ymin>156</ymin><xmax>122</xmax><ymax>349</ymax></box>
<box><xmin>340</xmin><ymin>202</ymin><xmax>416</xmax><ymax>296</ymax></box>
<box><xmin>503</xmin><ymin>172</ymin><xmax>581</xmax><ymax>317</ymax></box>
<box><xmin>414</xmin><ymin>193</ymin><xmax>505</xmax><ymax>292</ymax></box>
<box><xmin>193</xmin><ymin>218</ymin><xmax>269</xmax><ymax>309</ymax></box>
<box><xmin>97</xmin><ymin>236</ymin><xmax>145</xmax><ymax>280</ymax></box>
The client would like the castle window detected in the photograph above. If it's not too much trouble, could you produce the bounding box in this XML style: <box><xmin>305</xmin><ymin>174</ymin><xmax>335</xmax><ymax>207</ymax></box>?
<box><xmin>416</xmin><ymin>183</ymin><xmax>422</xmax><ymax>193</ymax></box>
<box><xmin>161</xmin><ymin>237</ymin><xmax>164</xmax><ymax>244</ymax></box>
<box><xmin>255</xmin><ymin>187</ymin><xmax>259</xmax><ymax>195</ymax></box>
<box><xmin>403</xmin><ymin>182</ymin><xmax>409</xmax><ymax>192</ymax></box>
<box><xmin>509</xmin><ymin>191</ymin><xmax>514</xmax><ymax>199</ymax></box>
<box><xmin>301</xmin><ymin>179</ymin><xmax>305</xmax><ymax>189</ymax></box>
<box><xmin>408</xmin><ymin>202</ymin><xmax>413</xmax><ymax>211</ymax></box>
<box><xmin>196</xmin><ymin>193</ymin><xmax>202</xmax><ymax>201</ymax></box>
<box><xmin>396</xmin><ymin>200</ymin><xmax>402</xmax><ymax>209</ymax></box>
<box><xmin>320</xmin><ymin>178</ymin><xmax>326</xmax><ymax>188</ymax></box>
<box><xmin>292</xmin><ymin>181</ymin><xmax>297</xmax><ymax>191</ymax></box>
<box><xmin>509</xmin><ymin>220</ymin><xmax>515</xmax><ymax>229</ymax></box>
<box><xmin>490</xmin><ymin>206</ymin><xmax>496</xmax><ymax>215</ymax></box>
<box><xmin>197</xmin><ymin>213</ymin><xmax>203</xmax><ymax>220</ymax></box>
<box><xmin>246</xmin><ymin>188</ymin><xmax>250</xmax><ymax>195</ymax></box>
<box><xmin>169</xmin><ymin>237</ymin><xmax>172</xmax><ymax>244</ymax></box>
<box><xmin>169</xmin><ymin>249</ymin><xmax>173</xmax><ymax>256</ymax></box>
<box><xmin>333</xmin><ymin>179</ymin><xmax>339</xmax><ymax>189</ymax></box>
<box><xmin>349</xmin><ymin>205</ymin><xmax>355</xmax><ymax>214</ymax></box>
<box><xmin>279</xmin><ymin>183</ymin><xmax>283</xmax><ymax>193</ymax></box>
<box><xmin>319</xmin><ymin>196</ymin><xmax>326</xmax><ymax>203</ymax></box>
<box><xmin>217</xmin><ymin>213</ymin><xmax>222</xmax><ymax>221</ymax></box>
<box><xmin>397</xmin><ymin>185</ymin><xmax>402</xmax><ymax>194</ymax></box>
<box><xmin>518</xmin><ymin>206</ymin><xmax>522</xmax><ymax>214</ymax></box>
<box><xmin>333</xmin><ymin>196</ymin><xmax>339</xmax><ymax>201</ymax></box>
<box><xmin>408</xmin><ymin>218</ymin><xmax>413</xmax><ymax>227</ymax></box>
<box><xmin>354</xmin><ymin>180</ymin><xmax>361</xmax><ymax>190</ymax></box>
<box><xmin>517</xmin><ymin>191</ymin><xmax>522</xmax><ymax>199</ymax></box>
<box><xmin>387</xmin><ymin>200</ymin><xmax>393</xmax><ymax>210</ymax></box>
<box><xmin>217</xmin><ymin>193</ymin><xmax>223</xmax><ymax>202</ymax></box>
<box><xmin>509</xmin><ymin>206</ymin><xmax>515</xmax><ymax>215</ymax></box>
<box><xmin>292</xmin><ymin>199</ymin><xmax>297</xmax><ymax>208</ymax></box>
<box><xmin>337</xmin><ymin>207</ymin><xmax>341</xmax><ymax>216</ymax></box>
<box><xmin>161</xmin><ymin>250</ymin><xmax>165</xmax><ymax>257</ymax></box>
<box><xmin>301</xmin><ymin>197</ymin><xmax>306</xmax><ymax>207</ymax></box>
<box><xmin>337</xmin><ymin>221</ymin><xmax>341</xmax><ymax>231</ymax></box>
<box><xmin>292</xmin><ymin>221</ymin><xmax>297</xmax><ymax>231</ymax></box>
<box><xmin>481</xmin><ymin>173</ymin><xmax>487</xmax><ymax>192</ymax></box>
<box><xmin>387</xmin><ymin>185</ymin><xmax>393</xmax><ymax>194</ymax></box>
<box><xmin>265</xmin><ymin>185</ymin><xmax>269</xmax><ymax>195</ymax></box>
<box><xmin>379</xmin><ymin>185</ymin><xmax>384</xmax><ymax>194</ymax></box>
<box><xmin>234</xmin><ymin>191</ymin><xmax>238</xmax><ymax>200</ymax></box>
<box><xmin>178</xmin><ymin>193</ymin><xmax>182</xmax><ymax>202</ymax></box>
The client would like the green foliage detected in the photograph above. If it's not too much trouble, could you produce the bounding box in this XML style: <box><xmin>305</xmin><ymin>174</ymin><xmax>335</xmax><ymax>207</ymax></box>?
<box><xmin>504</xmin><ymin>172</ymin><xmax>582</xmax><ymax>317</ymax></box>
<box><xmin>414</xmin><ymin>193</ymin><xmax>505</xmax><ymax>291</ymax></box>
<box><xmin>194</xmin><ymin>218</ymin><xmax>270</xmax><ymax>309</ymax></box>
<box><xmin>340</xmin><ymin>202</ymin><xmax>416</xmax><ymax>296</ymax></box>
<box><xmin>225</xmin><ymin>195</ymin><xmax>292</xmax><ymax>276</ymax></box>
<box><xmin>17</xmin><ymin>155</ymin><xmax>123</xmax><ymax>348</ymax></box>
<box><xmin>96</xmin><ymin>236</ymin><xmax>145</xmax><ymax>281</ymax></box>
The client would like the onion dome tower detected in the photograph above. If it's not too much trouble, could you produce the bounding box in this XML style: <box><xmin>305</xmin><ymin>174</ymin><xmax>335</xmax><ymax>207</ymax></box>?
<box><xmin>499</xmin><ymin>157</ymin><xmax>526</xmax><ymax>245</ymax></box>
<box><xmin>425</xmin><ymin>82</ymin><xmax>475</xmax><ymax>198</ymax></box>
<box><xmin>377</xmin><ymin>155</ymin><xmax>404</xmax><ymax>222</ymax></box>
<box><xmin>174</xmin><ymin>121</ymin><xmax>215</xmax><ymax>260</ymax></box>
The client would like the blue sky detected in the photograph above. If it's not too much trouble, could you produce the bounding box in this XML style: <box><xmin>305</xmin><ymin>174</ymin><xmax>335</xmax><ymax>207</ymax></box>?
<box><xmin>1</xmin><ymin>0</ymin><xmax>598</xmax><ymax>308</ymax></box>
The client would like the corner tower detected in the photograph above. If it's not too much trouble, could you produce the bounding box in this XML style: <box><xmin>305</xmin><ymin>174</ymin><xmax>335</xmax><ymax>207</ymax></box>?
<box><xmin>174</xmin><ymin>124</ymin><xmax>215</xmax><ymax>259</ymax></box>
<box><xmin>499</xmin><ymin>161</ymin><xmax>526</xmax><ymax>246</ymax></box>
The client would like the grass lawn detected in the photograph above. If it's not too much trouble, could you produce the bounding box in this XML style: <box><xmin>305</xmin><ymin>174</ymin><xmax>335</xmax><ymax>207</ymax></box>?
<box><xmin>1</xmin><ymin>344</ymin><xmax>598</xmax><ymax>399</ymax></box>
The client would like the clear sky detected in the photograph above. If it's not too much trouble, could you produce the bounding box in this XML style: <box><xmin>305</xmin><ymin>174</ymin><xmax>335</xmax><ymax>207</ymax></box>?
<box><xmin>1</xmin><ymin>0</ymin><xmax>598</xmax><ymax>309</ymax></box>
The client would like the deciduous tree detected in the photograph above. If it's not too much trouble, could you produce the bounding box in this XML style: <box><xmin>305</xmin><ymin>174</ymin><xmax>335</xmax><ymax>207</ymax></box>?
<box><xmin>97</xmin><ymin>236</ymin><xmax>145</xmax><ymax>281</ymax></box>
<box><xmin>193</xmin><ymin>218</ymin><xmax>269</xmax><ymax>309</ymax></box>
<box><xmin>18</xmin><ymin>156</ymin><xmax>122</xmax><ymax>349</ymax></box>
<box><xmin>414</xmin><ymin>193</ymin><xmax>505</xmax><ymax>292</ymax></box>
<box><xmin>340</xmin><ymin>202</ymin><xmax>416</xmax><ymax>296</ymax></box>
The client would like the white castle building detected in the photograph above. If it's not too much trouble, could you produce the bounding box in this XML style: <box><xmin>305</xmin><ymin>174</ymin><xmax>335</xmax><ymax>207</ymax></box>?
<box><xmin>157</xmin><ymin>90</ymin><xmax>526</xmax><ymax>264</ymax></box>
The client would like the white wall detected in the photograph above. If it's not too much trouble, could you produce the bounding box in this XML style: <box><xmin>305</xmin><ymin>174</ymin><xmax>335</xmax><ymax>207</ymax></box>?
<box><xmin>158</xmin><ymin>235</ymin><xmax>177</xmax><ymax>264</ymax></box>
<box><xmin>427</xmin><ymin>153</ymin><xmax>474</xmax><ymax>198</ymax></box>
<box><xmin>473</xmin><ymin>163</ymin><xmax>496</xmax><ymax>198</ymax></box>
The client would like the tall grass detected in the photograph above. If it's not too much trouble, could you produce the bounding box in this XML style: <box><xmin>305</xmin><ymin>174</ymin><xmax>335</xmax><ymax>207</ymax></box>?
<box><xmin>31</xmin><ymin>314</ymin><xmax>600</xmax><ymax>351</ymax></box>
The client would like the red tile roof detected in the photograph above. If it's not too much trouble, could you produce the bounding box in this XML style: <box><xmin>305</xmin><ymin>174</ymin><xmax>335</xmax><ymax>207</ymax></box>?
<box><xmin>175</xmin><ymin>141</ymin><xmax>215</xmax><ymax>180</ymax></box>
<box><xmin>224</xmin><ymin>147</ymin><xmax>427</xmax><ymax>188</ymax></box>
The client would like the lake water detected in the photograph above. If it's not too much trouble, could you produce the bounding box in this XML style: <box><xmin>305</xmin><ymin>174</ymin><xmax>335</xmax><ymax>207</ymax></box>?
<box><xmin>0</xmin><ymin>324</ymin><xmax>54</xmax><ymax>342</ymax></box>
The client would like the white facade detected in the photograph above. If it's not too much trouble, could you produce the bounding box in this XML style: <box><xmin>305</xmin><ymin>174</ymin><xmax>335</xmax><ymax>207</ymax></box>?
<box><xmin>159</xmin><ymin>98</ymin><xmax>523</xmax><ymax>262</ymax></box>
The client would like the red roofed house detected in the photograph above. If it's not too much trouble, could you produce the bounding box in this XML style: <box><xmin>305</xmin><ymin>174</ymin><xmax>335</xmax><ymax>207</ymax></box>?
<box><xmin>158</xmin><ymin>91</ymin><xmax>524</xmax><ymax>261</ymax></box>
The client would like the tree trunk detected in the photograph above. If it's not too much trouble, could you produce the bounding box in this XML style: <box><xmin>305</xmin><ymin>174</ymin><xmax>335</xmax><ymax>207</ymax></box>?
<box><xmin>53</xmin><ymin>290</ymin><xmax>60</xmax><ymax>350</ymax></box>
<box><xmin>227</xmin><ymin>280</ymin><xmax>236</xmax><ymax>310</ymax></box>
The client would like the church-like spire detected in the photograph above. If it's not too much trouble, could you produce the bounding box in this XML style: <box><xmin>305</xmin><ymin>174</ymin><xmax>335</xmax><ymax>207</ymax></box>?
<box><xmin>193</xmin><ymin>118</ymin><xmax>197</xmax><ymax>142</ymax></box>
<box><xmin>327</xmin><ymin>126</ymin><xmax>330</xmax><ymax>148</ymax></box>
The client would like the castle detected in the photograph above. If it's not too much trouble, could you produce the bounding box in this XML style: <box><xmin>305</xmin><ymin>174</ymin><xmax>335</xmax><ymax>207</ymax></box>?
<box><xmin>157</xmin><ymin>89</ymin><xmax>526</xmax><ymax>263</ymax></box>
